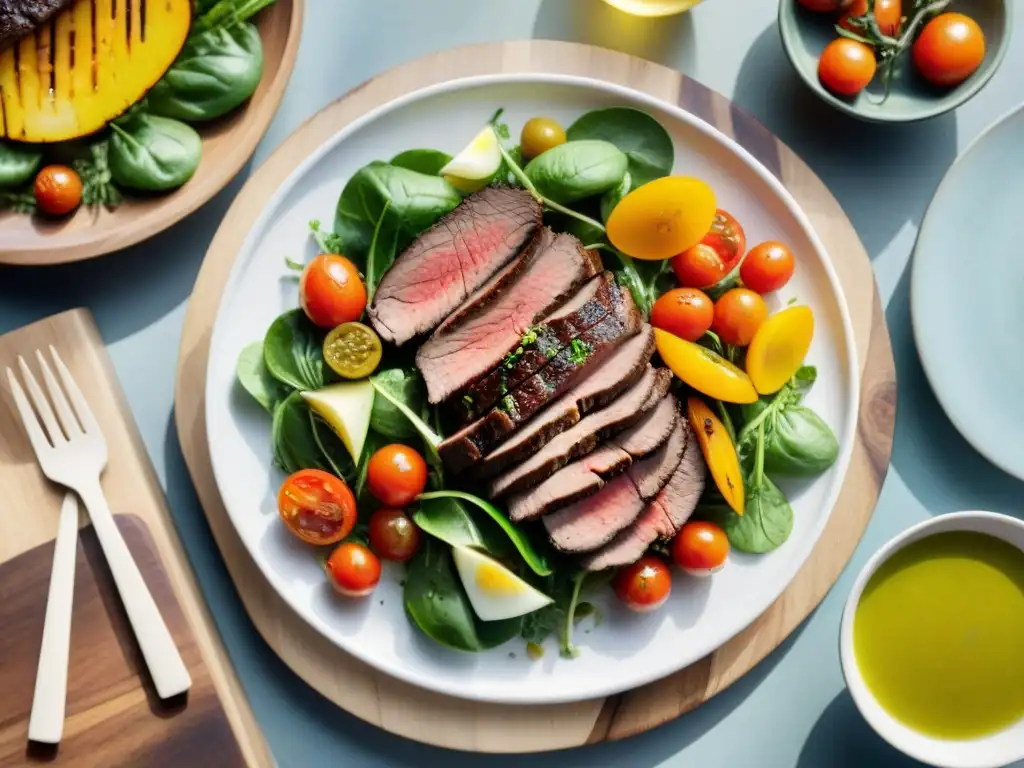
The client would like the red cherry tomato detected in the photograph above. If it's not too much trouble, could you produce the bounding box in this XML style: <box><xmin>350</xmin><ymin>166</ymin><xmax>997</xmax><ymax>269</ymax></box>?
<box><xmin>672</xmin><ymin>209</ymin><xmax>746</xmax><ymax>288</ymax></box>
<box><xmin>740</xmin><ymin>241</ymin><xmax>796</xmax><ymax>294</ymax></box>
<box><xmin>840</xmin><ymin>0</ymin><xmax>901</xmax><ymax>36</ymax></box>
<box><xmin>34</xmin><ymin>165</ymin><xmax>83</xmax><ymax>216</ymax></box>
<box><xmin>366</xmin><ymin>444</ymin><xmax>428</xmax><ymax>508</ymax></box>
<box><xmin>912</xmin><ymin>12</ymin><xmax>986</xmax><ymax>87</ymax></box>
<box><xmin>818</xmin><ymin>38</ymin><xmax>876</xmax><ymax>97</ymax></box>
<box><xmin>325</xmin><ymin>542</ymin><xmax>381</xmax><ymax>597</ymax></box>
<box><xmin>712</xmin><ymin>288</ymin><xmax>768</xmax><ymax>346</ymax></box>
<box><xmin>613</xmin><ymin>556</ymin><xmax>672</xmax><ymax>613</ymax></box>
<box><xmin>277</xmin><ymin>469</ymin><xmax>357</xmax><ymax>546</ymax></box>
<box><xmin>368</xmin><ymin>508</ymin><xmax>421</xmax><ymax>562</ymax></box>
<box><xmin>650</xmin><ymin>287</ymin><xmax>714</xmax><ymax>342</ymax></box>
<box><xmin>672</xmin><ymin>521</ymin><xmax>730</xmax><ymax>576</ymax></box>
<box><xmin>300</xmin><ymin>253</ymin><xmax>367</xmax><ymax>329</ymax></box>
<box><xmin>797</xmin><ymin>0</ymin><xmax>854</xmax><ymax>11</ymax></box>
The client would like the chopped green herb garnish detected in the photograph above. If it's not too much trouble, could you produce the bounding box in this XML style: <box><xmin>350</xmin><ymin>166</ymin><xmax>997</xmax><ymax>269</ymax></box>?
<box><xmin>521</xmin><ymin>327</ymin><xmax>539</xmax><ymax>346</ymax></box>
<box><xmin>545</xmin><ymin>346</ymin><xmax>558</xmax><ymax>359</ymax></box>
<box><xmin>500</xmin><ymin>395</ymin><xmax>515</xmax><ymax>413</ymax></box>
<box><xmin>462</xmin><ymin>394</ymin><xmax>474</xmax><ymax>406</ymax></box>
<box><xmin>568</xmin><ymin>338</ymin><xmax>591</xmax><ymax>365</ymax></box>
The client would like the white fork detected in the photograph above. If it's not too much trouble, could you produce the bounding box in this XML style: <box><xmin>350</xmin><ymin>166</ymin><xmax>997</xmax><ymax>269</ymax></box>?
<box><xmin>7</xmin><ymin>346</ymin><xmax>191</xmax><ymax>701</ymax></box>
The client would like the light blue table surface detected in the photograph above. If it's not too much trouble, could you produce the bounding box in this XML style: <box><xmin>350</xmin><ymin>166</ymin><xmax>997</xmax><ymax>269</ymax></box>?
<box><xmin>2</xmin><ymin>1</ymin><xmax>1022</xmax><ymax>765</ymax></box>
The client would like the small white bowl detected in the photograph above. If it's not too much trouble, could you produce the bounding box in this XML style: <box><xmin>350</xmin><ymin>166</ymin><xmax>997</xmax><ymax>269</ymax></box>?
<box><xmin>840</xmin><ymin>511</ymin><xmax>1024</xmax><ymax>768</ymax></box>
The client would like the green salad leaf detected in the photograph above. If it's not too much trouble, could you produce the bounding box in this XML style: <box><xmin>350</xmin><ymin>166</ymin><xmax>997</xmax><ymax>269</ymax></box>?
<box><xmin>370</xmin><ymin>371</ymin><xmax>442</xmax><ymax>452</ymax></box>
<box><xmin>311</xmin><ymin>414</ymin><xmax>357</xmax><ymax>483</ymax></box>
<box><xmin>108</xmin><ymin>113</ymin><xmax>203</xmax><ymax>192</ymax></box>
<box><xmin>236</xmin><ymin>341</ymin><xmax>288</xmax><ymax>412</ymax></box>
<box><xmin>271</xmin><ymin>392</ymin><xmax>328</xmax><ymax>474</ymax></box>
<box><xmin>523</xmin><ymin>139</ymin><xmax>627</xmax><ymax>205</ymax></box>
<box><xmin>0</xmin><ymin>142</ymin><xmax>42</xmax><ymax>189</ymax></box>
<box><xmin>263</xmin><ymin>309</ymin><xmax>327</xmax><ymax>391</ymax></box>
<box><xmin>368</xmin><ymin>368</ymin><xmax>425</xmax><ymax>440</ymax></box>
<box><xmin>390</xmin><ymin>148</ymin><xmax>453</xmax><ymax>176</ymax></box>
<box><xmin>567</xmin><ymin>107</ymin><xmax>674</xmax><ymax>188</ymax></box>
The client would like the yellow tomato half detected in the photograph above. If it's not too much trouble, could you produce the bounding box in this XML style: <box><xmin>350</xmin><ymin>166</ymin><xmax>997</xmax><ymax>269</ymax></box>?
<box><xmin>745</xmin><ymin>306</ymin><xmax>815</xmax><ymax>395</ymax></box>
<box><xmin>654</xmin><ymin>328</ymin><xmax>758</xmax><ymax>404</ymax></box>
<box><xmin>606</xmin><ymin>176</ymin><xmax>717</xmax><ymax>261</ymax></box>
<box><xmin>687</xmin><ymin>397</ymin><xmax>744</xmax><ymax>515</ymax></box>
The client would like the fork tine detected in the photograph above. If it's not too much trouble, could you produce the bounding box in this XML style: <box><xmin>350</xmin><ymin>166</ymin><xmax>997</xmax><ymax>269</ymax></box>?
<box><xmin>17</xmin><ymin>357</ymin><xmax>65</xmax><ymax>446</ymax></box>
<box><xmin>36</xmin><ymin>350</ymin><xmax>83</xmax><ymax>439</ymax></box>
<box><xmin>7</xmin><ymin>367</ymin><xmax>53</xmax><ymax>457</ymax></box>
<box><xmin>49</xmin><ymin>347</ymin><xmax>100</xmax><ymax>435</ymax></box>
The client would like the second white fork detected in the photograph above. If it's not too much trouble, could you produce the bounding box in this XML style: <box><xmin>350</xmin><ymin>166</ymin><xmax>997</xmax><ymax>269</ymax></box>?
<box><xmin>7</xmin><ymin>346</ymin><xmax>191</xmax><ymax>701</ymax></box>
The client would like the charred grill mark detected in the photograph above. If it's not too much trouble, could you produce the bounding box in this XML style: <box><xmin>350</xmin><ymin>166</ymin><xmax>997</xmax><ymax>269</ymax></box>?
<box><xmin>124</xmin><ymin>0</ymin><xmax>131</xmax><ymax>53</ymax></box>
<box><xmin>90</xmin><ymin>0</ymin><xmax>98</xmax><ymax>90</ymax></box>
<box><xmin>140</xmin><ymin>0</ymin><xmax>147</xmax><ymax>41</ymax></box>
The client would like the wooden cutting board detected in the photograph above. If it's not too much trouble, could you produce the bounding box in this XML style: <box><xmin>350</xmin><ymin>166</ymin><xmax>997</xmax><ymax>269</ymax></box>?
<box><xmin>174</xmin><ymin>41</ymin><xmax>897</xmax><ymax>753</ymax></box>
<box><xmin>0</xmin><ymin>310</ymin><xmax>271</xmax><ymax>767</ymax></box>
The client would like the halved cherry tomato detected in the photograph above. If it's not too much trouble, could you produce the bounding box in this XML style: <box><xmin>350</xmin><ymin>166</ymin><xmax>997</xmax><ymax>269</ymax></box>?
<box><xmin>746</xmin><ymin>305</ymin><xmax>815</xmax><ymax>395</ymax></box>
<box><xmin>366</xmin><ymin>444</ymin><xmax>428</xmax><ymax>508</ymax></box>
<box><xmin>520</xmin><ymin>117</ymin><xmax>567</xmax><ymax>160</ymax></box>
<box><xmin>672</xmin><ymin>209</ymin><xmax>746</xmax><ymax>288</ymax></box>
<box><xmin>278</xmin><ymin>468</ymin><xmax>357</xmax><ymax>546</ymax></box>
<box><xmin>740</xmin><ymin>241</ymin><xmax>795</xmax><ymax>294</ymax></box>
<box><xmin>300</xmin><ymin>253</ymin><xmax>367</xmax><ymax>329</ymax></box>
<box><xmin>672</xmin><ymin>521</ymin><xmax>729</xmax><ymax>577</ymax></box>
<box><xmin>325</xmin><ymin>542</ymin><xmax>381</xmax><ymax>597</ymax></box>
<box><xmin>712</xmin><ymin>288</ymin><xmax>768</xmax><ymax>346</ymax></box>
<box><xmin>614</xmin><ymin>556</ymin><xmax>671</xmax><ymax>613</ymax></box>
<box><xmin>34</xmin><ymin>165</ymin><xmax>82</xmax><ymax>216</ymax></box>
<box><xmin>323</xmin><ymin>322</ymin><xmax>382</xmax><ymax>379</ymax></box>
<box><xmin>650</xmin><ymin>288</ymin><xmax>714</xmax><ymax>342</ymax></box>
<box><xmin>368</xmin><ymin>508</ymin><xmax>421</xmax><ymax>562</ymax></box>
<box><xmin>912</xmin><ymin>12</ymin><xmax>985</xmax><ymax>87</ymax></box>
<box><xmin>818</xmin><ymin>38</ymin><xmax>876</xmax><ymax>97</ymax></box>
<box><xmin>840</xmin><ymin>0</ymin><xmax>901</xmax><ymax>36</ymax></box>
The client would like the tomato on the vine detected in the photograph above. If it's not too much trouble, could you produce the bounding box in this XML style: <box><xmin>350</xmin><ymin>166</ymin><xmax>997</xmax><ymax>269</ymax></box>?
<box><xmin>840</xmin><ymin>0</ymin><xmax>901</xmax><ymax>36</ymax></box>
<box><xmin>368</xmin><ymin>508</ymin><xmax>421</xmax><ymax>562</ymax></box>
<box><xmin>912</xmin><ymin>12</ymin><xmax>986</xmax><ymax>87</ymax></box>
<box><xmin>278</xmin><ymin>468</ymin><xmax>357</xmax><ymax>546</ymax></box>
<box><xmin>797</xmin><ymin>0</ymin><xmax>854</xmax><ymax>11</ymax></box>
<box><xmin>366</xmin><ymin>444</ymin><xmax>428</xmax><ymax>508</ymax></box>
<box><xmin>34</xmin><ymin>165</ymin><xmax>83</xmax><ymax>216</ymax></box>
<box><xmin>672</xmin><ymin>209</ymin><xmax>746</xmax><ymax>288</ymax></box>
<box><xmin>650</xmin><ymin>287</ymin><xmax>714</xmax><ymax>342</ymax></box>
<box><xmin>325</xmin><ymin>542</ymin><xmax>381</xmax><ymax>597</ymax></box>
<box><xmin>672</xmin><ymin>521</ymin><xmax>729</xmax><ymax>577</ymax></box>
<box><xmin>740</xmin><ymin>241</ymin><xmax>795</xmax><ymax>294</ymax></box>
<box><xmin>818</xmin><ymin>38</ymin><xmax>876</xmax><ymax>97</ymax></box>
<box><xmin>614</xmin><ymin>556</ymin><xmax>671</xmax><ymax>612</ymax></box>
<box><xmin>712</xmin><ymin>288</ymin><xmax>768</xmax><ymax>346</ymax></box>
<box><xmin>300</xmin><ymin>253</ymin><xmax>367</xmax><ymax>329</ymax></box>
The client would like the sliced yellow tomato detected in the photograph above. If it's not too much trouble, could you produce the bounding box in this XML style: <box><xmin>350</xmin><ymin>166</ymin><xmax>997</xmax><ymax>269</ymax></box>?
<box><xmin>687</xmin><ymin>397</ymin><xmax>744</xmax><ymax>515</ymax></box>
<box><xmin>745</xmin><ymin>306</ymin><xmax>815</xmax><ymax>395</ymax></box>
<box><xmin>606</xmin><ymin>176</ymin><xmax>717</xmax><ymax>261</ymax></box>
<box><xmin>654</xmin><ymin>328</ymin><xmax>758</xmax><ymax>404</ymax></box>
<box><xmin>323</xmin><ymin>322</ymin><xmax>383</xmax><ymax>380</ymax></box>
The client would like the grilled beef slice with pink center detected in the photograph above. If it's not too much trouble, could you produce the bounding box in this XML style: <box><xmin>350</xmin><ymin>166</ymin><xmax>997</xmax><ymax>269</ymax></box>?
<box><xmin>368</xmin><ymin>187</ymin><xmax>541</xmax><ymax>345</ymax></box>
<box><xmin>581</xmin><ymin>423</ymin><xmax>706</xmax><ymax>572</ymax></box>
<box><xmin>451</xmin><ymin>272</ymin><xmax>620</xmax><ymax>424</ymax></box>
<box><xmin>544</xmin><ymin>421</ymin><xmax>686</xmax><ymax>553</ymax></box>
<box><xmin>506</xmin><ymin>390</ymin><xmax>679</xmax><ymax>523</ymax></box>
<box><xmin>417</xmin><ymin>229</ymin><xmax>602</xmax><ymax>404</ymax></box>
<box><xmin>490</xmin><ymin>366</ymin><xmax>669</xmax><ymax>498</ymax></box>
<box><xmin>437</xmin><ymin>288</ymin><xmax>643</xmax><ymax>474</ymax></box>
<box><xmin>475</xmin><ymin>326</ymin><xmax>656</xmax><ymax>479</ymax></box>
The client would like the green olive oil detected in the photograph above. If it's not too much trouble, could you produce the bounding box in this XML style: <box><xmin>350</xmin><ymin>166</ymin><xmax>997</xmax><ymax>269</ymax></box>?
<box><xmin>853</xmin><ymin>531</ymin><xmax>1024</xmax><ymax>739</ymax></box>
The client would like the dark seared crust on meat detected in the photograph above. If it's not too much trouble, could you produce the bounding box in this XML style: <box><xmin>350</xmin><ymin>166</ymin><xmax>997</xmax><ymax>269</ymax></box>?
<box><xmin>0</xmin><ymin>0</ymin><xmax>75</xmax><ymax>51</ymax></box>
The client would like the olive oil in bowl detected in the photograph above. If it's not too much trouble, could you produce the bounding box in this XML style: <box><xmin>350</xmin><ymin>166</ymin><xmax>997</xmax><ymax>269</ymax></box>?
<box><xmin>853</xmin><ymin>530</ymin><xmax>1024</xmax><ymax>740</ymax></box>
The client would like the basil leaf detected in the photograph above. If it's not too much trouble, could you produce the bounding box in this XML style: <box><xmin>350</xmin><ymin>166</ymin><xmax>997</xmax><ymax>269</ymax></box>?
<box><xmin>108</xmin><ymin>114</ymin><xmax>202</xmax><ymax>191</ymax></box>
<box><xmin>263</xmin><ymin>309</ymin><xmax>326</xmax><ymax>391</ymax></box>
<box><xmin>567</xmin><ymin>107</ymin><xmax>674</xmax><ymax>187</ymax></box>
<box><xmin>236</xmin><ymin>341</ymin><xmax>289</xmax><ymax>412</ymax></box>
<box><xmin>0</xmin><ymin>142</ymin><xmax>42</xmax><ymax>188</ymax></box>
<box><xmin>368</xmin><ymin>368</ymin><xmax>425</xmax><ymax>440</ymax></box>
<box><xmin>390</xmin><ymin>148</ymin><xmax>453</xmax><ymax>176</ymax></box>
<box><xmin>763</xmin><ymin>406</ymin><xmax>839</xmax><ymax>477</ymax></box>
<box><xmin>701</xmin><ymin>476</ymin><xmax>794</xmax><ymax>554</ymax></box>
<box><xmin>523</xmin><ymin>140</ymin><xmax>627</xmax><ymax>204</ymax></box>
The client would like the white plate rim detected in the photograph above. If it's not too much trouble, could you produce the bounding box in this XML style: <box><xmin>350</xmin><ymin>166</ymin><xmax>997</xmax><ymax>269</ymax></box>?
<box><xmin>204</xmin><ymin>72</ymin><xmax>861</xmax><ymax>704</ymax></box>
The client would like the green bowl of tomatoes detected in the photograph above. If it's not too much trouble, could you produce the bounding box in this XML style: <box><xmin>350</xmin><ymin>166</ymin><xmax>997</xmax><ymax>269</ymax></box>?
<box><xmin>778</xmin><ymin>0</ymin><xmax>1011</xmax><ymax>122</ymax></box>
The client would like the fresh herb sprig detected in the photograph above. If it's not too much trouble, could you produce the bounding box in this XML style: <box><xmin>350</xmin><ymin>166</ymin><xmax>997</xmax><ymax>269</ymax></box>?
<box><xmin>74</xmin><ymin>141</ymin><xmax>123</xmax><ymax>211</ymax></box>
<box><xmin>0</xmin><ymin>187</ymin><xmax>37</xmax><ymax>214</ymax></box>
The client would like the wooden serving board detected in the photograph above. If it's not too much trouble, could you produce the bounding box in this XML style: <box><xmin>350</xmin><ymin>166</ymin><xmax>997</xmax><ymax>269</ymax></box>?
<box><xmin>0</xmin><ymin>310</ymin><xmax>271</xmax><ymax>766</ymax></box>
<box><xmin>174</xmin><ymin>41</ymin><xmax>897</xmax><ymax>753</ymax></box>
<box><xmin>0</xmin><ymin>1</ymin><xmax>303</xmax><ymax>266</ymax></box>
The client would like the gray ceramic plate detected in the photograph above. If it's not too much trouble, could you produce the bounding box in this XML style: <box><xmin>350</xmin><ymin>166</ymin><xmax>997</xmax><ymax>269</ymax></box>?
<box><xmin>912</xmin><ymin>102</ymin><xmax>1024</xmax><ymax>479</ymax></box>
<box><xmin>778</xmin><ymin>0</ymin><xmax>1011</xmax><ymax>122</ymax></box>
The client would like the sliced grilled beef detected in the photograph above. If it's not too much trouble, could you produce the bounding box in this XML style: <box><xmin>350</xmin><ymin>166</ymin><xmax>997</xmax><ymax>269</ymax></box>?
<box><xmin>581</xmin><ymin>424</ymin><xmax>706</xmax><ymax>571</ymax></box>
<box><xmin>1</xmin><ymin>0</ymin><xmax>74</xmax><ymax>51</ymax></box>
<box><xmin>490</xmin><ymin>366</ymin><xmax>669</xmax><ymax>498</ymax></box>
<box><xmin>368</xmin><ymin>187</ymin><xmax>541</xmax><ymax>345</ymax></box>
<box><xmin>438</xmin><ymin>289</ymin><xmax>643</xmax><ymax>474</ymax></box>
<box><xmin>476</xmin><ymin>326</ymin><xmax>655</xmax><ymax>479</ymax></box>
<box><xmin>452</xmin><ymin>272</ymin><xmax>620</xmax><ymax>423</ymax></box>
<box><xmin>417</xmin><ymin>229</ymin><xmax>602</xmax><ymax>403</ymax></box>
<box><xmin>544</xmin><ymin>421</ymin><xmax>687</xmax><ymax>553</ymax></box>
<box><xmin>614</xmin><ymin>392</ymin><xmax>679</xmax><ymax>457</ymax></box>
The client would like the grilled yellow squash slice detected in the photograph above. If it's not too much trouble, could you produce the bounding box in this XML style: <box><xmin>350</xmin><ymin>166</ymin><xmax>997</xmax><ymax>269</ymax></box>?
<box><xmin>0</xmin><ymin>0</ymin><xmax>191</xmax><ymax>143</ymax></box>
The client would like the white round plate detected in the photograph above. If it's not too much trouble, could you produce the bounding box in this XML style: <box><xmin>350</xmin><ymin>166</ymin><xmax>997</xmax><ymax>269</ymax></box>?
<box><xmin>205</xmin><ymin>75</ymin><xmax>859</xmax><ymax>705</ymax></box>
<box><xmin>911</xmin><ymin>102</ymin><xmax>1024</xmax><ymax>481</ymax></box>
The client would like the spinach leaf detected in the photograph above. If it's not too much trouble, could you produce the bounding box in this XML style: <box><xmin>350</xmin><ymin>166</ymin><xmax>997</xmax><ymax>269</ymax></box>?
<box><xmin>370</xmin><ymin>372</ymin><xmax>442</xmax><ymax>452</ymax></box>
<box><xmin>600</xmin><ymin>169</ymin><xmax>630</xmax><ymax>223</ymax></box>
<box><xmin>148</xmin><ymin>23</ymin><xmax>263</xmax><ymax>123</ymax></box>
<box><xmin>193</xmin><ymin>0</ymin><xmax>276</xmax><ymax>33</ymax></box>
<box><xmin>236</xmin><ymin>341</ymin><xmax>288</xmax><ymax>412</ymax></box>
<box><xmin>411</xmin><ymin>495</ymin><xmax>511</xmax><ymax>557</ymax></box>
<box><xmin>263</xmin><ymin>309</ymin><xmax>326</xmax><ymax>391</ymax></box>
<box><xmin>368</xmin><ymin>368</ymin><xmax>425</xmax><ymax>440</ymax></box>
<box><xmin>271</xmin><ymin>392</ymin><xmax>328</xmax><ymax>474</ymax></box>
<box><xmin>523</xmin><ymin>140</ymin><xmax>627</xmax><ymax>205</ymax></box>
<box><xmin>355</xmin><ymin>430</ymin><xmax>388</xmax><ymax>508</ymax></box>
<box><xmin>364</xmin><ymin>200</ymin><xmax>395</xmax><ymax>300</ymax></box>
<box><xmin>333</xmin><ymin>162</ymin><xmax>461</xmax><ymax>264</ymax></box>
<box><xmin>108</xmin><ymin>114</ymin><xmax>202</xmax><ymax>191</ymax></box>
<box><xmin>567</xmin><ymin>107</ymin><xmax>674</xmax><ymax>187</ymax></box>
<box><xmin>417</xmin><ymin>490</ymin><xmax>552</xmax><ymax>576</ymax></box>
<box><xmin>390</xmin><ymin>149</ymin><xmax>452</xmax><ymax>176</ymax></box>
<box><xmin>311</xmin><ymin>414</ymin><xmax>357</xmax><ymax>483</ymax></box>
<box><xmin>521</xmin><ymin>569</ymin><xmax>595</xmax><ymax>658</ymax></box>
<box><xmin>404</xmin><ymin>537</ymin><xmax>522</xmax><ymax>652</ymax></box>
<box><xmin>0</xmin><ymin>142</ymin><xmax>42</xmax><ymax>188</ymax></box>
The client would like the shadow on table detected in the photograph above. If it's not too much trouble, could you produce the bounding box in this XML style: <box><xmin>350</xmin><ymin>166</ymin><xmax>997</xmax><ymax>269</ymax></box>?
<box><xmin>732</xmin><ymin>24</ymin><xmax>958</xmax><ymax>259</ymax></box>
<box><xmin>532</xmin><ymin>0</ymin><xmax>697</xmax><ymax>75</ymax></box>
<box><xmin>0</xmin><ymin>163</ymin><xmax>251</xmax><ymax>344</ymax></box>
<box><xmin>883</xmin><ymin>264</ymin><xmax>1024</xmax><ymax>517</ymax></box>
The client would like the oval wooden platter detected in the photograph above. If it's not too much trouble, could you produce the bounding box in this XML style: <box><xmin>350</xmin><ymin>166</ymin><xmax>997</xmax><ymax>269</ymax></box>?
<box><xmin>0</xmin><ymin>0</ymin><xmax>303</xmax><ymax>266</ymax></box>
<box><xmin>174</xmin><ymin>41</ymin><xmax>897</xmax><ymax>753</ymax></box>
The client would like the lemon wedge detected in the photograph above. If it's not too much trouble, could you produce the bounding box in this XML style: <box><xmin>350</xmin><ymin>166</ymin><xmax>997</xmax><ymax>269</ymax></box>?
<box><xmin>440</xmin><ymin>126</ymin><xmax>502</xmax><ymax>193</ymax></box>
<box><xmin>451</xmin><ymin>546</ymin><xmax>553</xmax><ymax>621</ymax></box>
<box><xmin>301</xmin><ymin>381</ymin><xmax>374</xmax><ymax>463</ymax></box>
